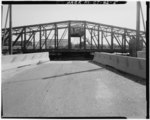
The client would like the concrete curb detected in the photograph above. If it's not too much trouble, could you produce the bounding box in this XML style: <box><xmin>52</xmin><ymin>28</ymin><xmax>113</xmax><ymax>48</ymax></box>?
<box><xmin>2</xmin><ymin>52</ymin><xmax>50</xmax><ymax>71</ymax></box>
<box><xmin>93</xmin><ymin>52</ymin><xmax>146</xmax><ymax>79</ymax></box>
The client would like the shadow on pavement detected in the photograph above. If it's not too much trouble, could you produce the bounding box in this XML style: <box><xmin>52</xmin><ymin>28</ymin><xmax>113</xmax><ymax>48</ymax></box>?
<box><xmin>6</xmin><ymin>67</ymin><xmax>104</xmax><ymax>84</ymax></box>
<box><xmin>89</xmin><ymin>61</ymin><xmax>146</xmax><ymax>86</ymax></box>
<box><xmin>43</xmin><ymin>68</ymin><xmax>104</xmax><ymax>80</ymax></box>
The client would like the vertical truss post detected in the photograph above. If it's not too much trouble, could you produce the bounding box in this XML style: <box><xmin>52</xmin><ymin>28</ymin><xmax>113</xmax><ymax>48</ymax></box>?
<box><xmin>91</xmin><ymin>29</ymin><xmax>92</xmax><ymax>49</ymax></box>
<box><xmin>101</xmin><ymin>31</ymin><xmax>103</xmax><ymax>49</ymax></box>
<box><xmin>84</xmin><ymin>22</ymin><xmax>86</xmax><ymax>49</ymax></box>
<box><xmin>121</xmin><ymin>35</ymin><xmax>124</xmax><ymax>53</ymax></box>
<box><xmin>21</xmin><ymin>33</ymin><xmax>23</xmax><ymax>50</ymax></box>
<box><xmin>9</xmin><ymin>4</ymin><xmax>12</xmax><ymax>54</ymax></box>
<box><xmin>122</xmin><ymin>34</ymin><xmax>124</xmax><ymax>53</ymax></box>
<box><xmin>24</xmin><ymin>27</ymin><xmax>26</xmax><ymax>50</ymax></box>
<box><xmin>68</xmin><ymin>21</ymin><xmax>71</xmax><ymax>49</ymax></box>
<box><xmin>111</xmin><ymin>28</ymin><xmax>114</xmax><ymax>51</ymax></box>
<box><xmin>33</xmin><ymin>32</ymin><xmax>35</xmax><ymax>50</ymax></box>
<box><xmin>39</xmin><ymin>26</ymin><xmax>42</xmax><ymax>50</ymax></box>
<box><xmin>55</xmin><ymin>24</ymin><xmax>57</xmax><ymax>49</ymax></box>
<box><xmin>98</xmin><ymin>25</ymin><xmax>100</xmax><ymax>49</ymax></box>
<box><xmin>80</xmin><ymin>37</ymin><xmax>81</xmax><ymax>49</ymax></box>
<box><xmin>124</xmin><ymin>30</ymin><xmax>127</xmax><ymax>51</ymax></box>
<box><xmin>136</xmin><ymin>1</ymin><xmax>140</xmax><ymax>53</ymax></box>
<box><xmin>123</xmin><ymin>29</ymin><xmax>126</xmax><ymax>52</ymax></box>
<box><xmin>57</xmin><ymin>28</ymin><xmax>58</xmax><ymax>49</ymax></box>
<box><xmin>45</xmin><ymin>30</ymin><xmax>47</xmax><ymax>49</ymax></box>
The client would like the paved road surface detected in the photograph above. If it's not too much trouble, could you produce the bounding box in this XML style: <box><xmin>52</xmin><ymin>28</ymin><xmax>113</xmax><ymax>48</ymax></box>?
<box><xmin>2</xmin><ymin>61</ymin><xmax>146</xmax><ymax>118</ymax></box>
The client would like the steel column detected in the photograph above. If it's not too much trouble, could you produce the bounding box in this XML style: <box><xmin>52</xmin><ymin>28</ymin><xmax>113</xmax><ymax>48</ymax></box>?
<box><xmin>80</xmin><ymin>37</ymin><xmax>81</xmax><ymax>49</ymax></box>
<box><xmin>9</xmin><ymin>4</ymin><xmax>12</xmax><ymax>54</ymax></box>
<box><xmin>54</xmin><ymin>24</ymin><xmax>58</xmax><ymax>49</ymax></box>
<box><xmin>33</xmin><ymin>32</ymin><xmax>35</xmax><ymax>50</ymax></box>
<box><xmin>111</xmin><ymin>28</ymin><xmax>114</xmax><ymax>51</ymax></box>
<box><xmin>123</xmin><ymin>30</ymin><xmax>126</xmax><ymax>52</ymax></box>
<box><xmin>39</xmin><ymin>26</ymin><xmax>42</xmax><ymax>50</ymax></box>
<box><xmin>136</xmin><ymin>1</ymin><xmax>140</xmax><ymax>52</ymax></box>
<box><xmin>91</xmin><ymin>29</ymin><xmax>93</xmax><ymax>49</ymax></box>
<box><xmin>101</xmin><ymin>31</ymin><xmax>103</xmax><ymax>49</ymax></box>
<box><xmin>122</xmin><ymin>34</ymin><xmax>123</xmax><ymax>52</ymax></box>
<box><xmin>84</xmin><ymin>22</ymin><xmax>86</xmax><ymax>49</ymax></box>
<box><xmin>68</xmin><ymin>22</ymin><xmax>71</xmax><ymax>49</ymax></box>
<box><xmin>21</xmin><ymin>33</ymin><xmax>23</xmax><ymax>50</ymax></box>
<box><xmin>45</xmin><ymin>30</ymin><xmax>47</xmax><ymax>49</ymax></box>
<box><xmin>56</xmin><ymin>28</ymin><xmax>58</xmax><ymax>49</ymax></box>
<box><xmin>98</xmin><ymin>25</ymin><xmax>100</xmax><ymax>49</ymax></box>
<box><xmin>55</xmin><ymin>24</ymin><xmax>57</xmax><ymax>49</ymax></box>
<box><xmin>24</xmin><ymin>27</ymin><xmax>26</xmax><ymax>50</ymax></box>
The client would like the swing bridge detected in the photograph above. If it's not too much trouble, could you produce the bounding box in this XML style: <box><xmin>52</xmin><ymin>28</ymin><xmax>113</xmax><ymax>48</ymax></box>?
<box><xmin>1</xmin><ymin>2</ymin><xmax>147</xmax><ymax>118</ymax></box>
<box><xmin>2</xmin><ymin>20</ymin><xmax>146</xmax><ymax>55</ymax></box>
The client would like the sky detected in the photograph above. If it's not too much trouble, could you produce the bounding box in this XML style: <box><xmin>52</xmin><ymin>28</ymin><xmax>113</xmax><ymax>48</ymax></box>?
<box><xmin>2</xmin><ymin>1</ymin><xmax>147</xmax><ymax>31</ymax></box>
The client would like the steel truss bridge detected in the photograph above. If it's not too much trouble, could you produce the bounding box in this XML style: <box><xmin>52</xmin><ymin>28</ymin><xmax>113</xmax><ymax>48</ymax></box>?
<box><xmin>2</xmin><ymin>20</ymin><xmax>146</xmax><ymax>54</ymax></box>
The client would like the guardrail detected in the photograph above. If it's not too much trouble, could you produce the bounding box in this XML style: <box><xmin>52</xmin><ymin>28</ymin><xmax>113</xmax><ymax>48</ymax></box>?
<box><xmin>93</xmin><ymin>52</ymin><xmax>146</xmax><ymax>79</ymax></box>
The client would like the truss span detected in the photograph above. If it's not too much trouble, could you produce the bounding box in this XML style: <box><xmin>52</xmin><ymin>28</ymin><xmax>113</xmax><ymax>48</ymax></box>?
<box><xmin>2</xmin><ymin>20</ymin><xmax>146</xmax><ymax>54</ymax></box>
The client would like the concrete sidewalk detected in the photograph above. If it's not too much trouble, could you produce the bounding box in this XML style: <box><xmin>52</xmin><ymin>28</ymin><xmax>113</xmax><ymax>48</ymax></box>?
<box><xmin>2</xmin><ymin>61</ymin><xmax>146</xmax><ymax>118</ymax></box>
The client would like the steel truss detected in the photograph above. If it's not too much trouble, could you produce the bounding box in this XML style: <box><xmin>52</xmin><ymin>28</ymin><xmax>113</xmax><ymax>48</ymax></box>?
<box><xmin>2</xmin><ymin>20</ymin><xmax>146</xmax><ymax>54</ymax></box>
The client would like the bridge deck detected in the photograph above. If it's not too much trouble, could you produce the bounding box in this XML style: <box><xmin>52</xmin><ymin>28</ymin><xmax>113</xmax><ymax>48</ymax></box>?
<box><xmin>2</xmin><ymin>61</ymin><xmax>146</xmax><ymax>118</ymax></box>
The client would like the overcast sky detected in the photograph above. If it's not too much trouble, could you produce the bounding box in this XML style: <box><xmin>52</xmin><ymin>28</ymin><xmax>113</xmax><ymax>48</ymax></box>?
<box><xmin>2</xmin><ymin>1</ymin><xmax>146</xmax><ymax>31</ymax></box>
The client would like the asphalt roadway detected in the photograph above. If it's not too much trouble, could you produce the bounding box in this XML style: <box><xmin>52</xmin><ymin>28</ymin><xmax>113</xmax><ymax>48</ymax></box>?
<box><xmin>2</xmin><ymin>61</ymin><xmax>146</xmax><ymax>118</ymax></box>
